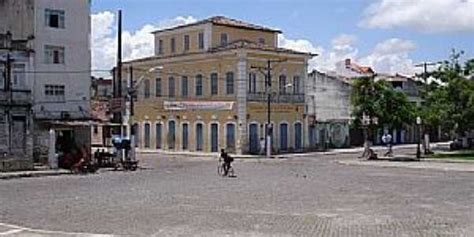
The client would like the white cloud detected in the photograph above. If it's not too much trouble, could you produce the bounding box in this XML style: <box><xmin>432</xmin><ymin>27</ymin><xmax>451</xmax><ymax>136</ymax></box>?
<box><xmin>360</xmin><ymin>0</ymin><xmax>474</xmax><ymax>33</ymax></box>
<box><xmin>279</xmin><ymin>34</ymin><xmax>416</xmax><ymax>75</ymax></box>
<box><xmin>331</xmin><ymin>34</ymin><xmax>357</xmax><ymax>48</ymax></box>
<box><xmin>359</xmin><ymin>38</ymin><xmax>416</xmax><ymax>75</ymax></box>
<box><xmin>91</xmin><ymin>12</ymin><xmax>197</xmax><ymax>77</ymax></box>
<box><xmin>278</xmin><ymin>34</ymin><xmax>359</xmax><ymax>73</ymax></box>
<box><xmin>91</xmin><ymin>12</ymin><xmax>418</xmax><ymax>77</ymax></box>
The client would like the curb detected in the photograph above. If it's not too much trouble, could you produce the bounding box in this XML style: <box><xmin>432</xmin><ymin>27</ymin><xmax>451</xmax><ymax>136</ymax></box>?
<box><xmin>336</xmin><ymin>159</ymin><xmax>474</xmax><ymax>172</ymax></box>
<box><xmin>0</xmin><ymin>169</ymin><xmax>71</xmax><ymax>180</ymax></box>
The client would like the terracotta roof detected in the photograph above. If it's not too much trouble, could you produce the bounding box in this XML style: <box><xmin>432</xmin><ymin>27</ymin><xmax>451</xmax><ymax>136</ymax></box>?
<box><xmin>344</xmin><ymin>58</ymin><xmax>375</xmax><ymax>75</ymax></box>
<box><xmin>152</xmin><ymin>16</ymin><xmax>282</xmax><ymax>34</ymax></box>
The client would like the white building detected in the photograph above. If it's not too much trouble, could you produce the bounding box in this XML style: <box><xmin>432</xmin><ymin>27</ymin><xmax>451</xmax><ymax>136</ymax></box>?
<box><xmin>0</xmin><ymin>0</ymin><xmax>91</xmax><ymax>166</ymax></box>
<box><xmin>306</xmin><ymin>70</ymin><xmax>352</xmax><ymax>150</ymax></box>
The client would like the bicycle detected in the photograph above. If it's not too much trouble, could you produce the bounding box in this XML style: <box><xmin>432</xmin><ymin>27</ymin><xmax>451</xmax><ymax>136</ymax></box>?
<box><xmin>217</xmin><ymin>157</ymin><xmax>234</xmax><ymax>177</ymax></box>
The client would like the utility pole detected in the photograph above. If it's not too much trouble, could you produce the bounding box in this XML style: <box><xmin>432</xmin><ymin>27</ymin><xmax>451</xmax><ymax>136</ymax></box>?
<box><xmin>117</xmin><ymin>10</ymin><xmax>123</xmax><ymax>138</ymax></box>
<box><xmin>251</xmin><ymin>59</ymin><xmax>286</xmax><ymax>158</ymax></box>
<box><xmin>414</xmin><ymin>61</ymin><xmax>439</xmax><ymax>155</ymax></box>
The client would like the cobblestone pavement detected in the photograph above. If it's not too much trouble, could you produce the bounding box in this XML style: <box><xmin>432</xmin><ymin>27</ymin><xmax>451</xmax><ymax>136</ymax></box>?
<box><xmin>0</xmin><ymin>153</ymin><xmax>473</xmax><ymax>236</ymax></box>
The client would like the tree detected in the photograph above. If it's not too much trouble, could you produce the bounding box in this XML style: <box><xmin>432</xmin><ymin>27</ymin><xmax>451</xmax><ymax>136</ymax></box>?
<box><xmin>351</xmin><ymin>76</ymin><xmax>416</xmax><ymax>157</ymax></box>
<box><xmin>420</xmin><ymin>51</ymin><xmax>474</xmax><ymax>139</ymax></box>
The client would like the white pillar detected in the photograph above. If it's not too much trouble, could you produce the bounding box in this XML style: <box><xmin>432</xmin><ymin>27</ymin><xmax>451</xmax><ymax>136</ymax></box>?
<box><xmin>236</xmin><ymin>51</ymin><xmax>247</xmax><ymax>154</ymax></box>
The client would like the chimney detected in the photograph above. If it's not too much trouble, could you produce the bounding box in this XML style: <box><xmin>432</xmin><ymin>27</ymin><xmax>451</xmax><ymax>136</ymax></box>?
<box><xmin>345</xmin><ymin>58</ymin><xmax>351</xmax><ymax>66</ymax></box>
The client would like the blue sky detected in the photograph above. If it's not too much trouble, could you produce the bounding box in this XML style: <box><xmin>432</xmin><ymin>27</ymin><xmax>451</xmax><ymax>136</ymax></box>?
<box><xmin>90</xmin><ymin>0</ymin><xmax>474</xmax><ymax>75</ymax></box>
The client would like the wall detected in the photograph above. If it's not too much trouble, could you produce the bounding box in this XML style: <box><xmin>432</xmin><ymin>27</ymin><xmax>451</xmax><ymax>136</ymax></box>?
<box><xmin>32</xmin><ymin>0</ymin><xmax>91</xmax><ymax>119</ymax></box>
<box><xmin>153</xmin><ymin>25</ymin><xmax>207</xmax><ymax>56</ymax></box>
<box><xmin>211</xmin><ymin>25</ymin><xmax>277</xmax><ymax>48</ymax></box>
<box><xmin>127</xmin><ymin>49</ymin><xmax>307</xmax><ymax>153</ymax></box>
<box><xmin>153</xmin><ymin>23</ymin><xmax>278</xmax><ymax>58</ymax></box>
<box><xmin>0</xmin><ymin>0</ymin><xmax>35</xmax><ymax>39</ymax></box>
<box><xmin>307</xmin><ymin>71</ymin><xmax>352</xmax><ymax>122</ymax></box>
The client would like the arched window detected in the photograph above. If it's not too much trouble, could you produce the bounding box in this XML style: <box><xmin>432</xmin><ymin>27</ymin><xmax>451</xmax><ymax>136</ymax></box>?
<box><xmin>168</xmin><ymin>120</ymin><xmax>176</xmax><ymax>149</ymax></box>
<box><xmin>144</xmin><ymin>123</ymin><xmax>151</xmax><ymax>148</ymax></box>
<box><xmin>196</xmin><ymin>123</ymin><xmax>204</xmax><ymax>151</ymax></box>
<box><xmin>155</xmin><ymin>123</ymin><xmax>162</xmax><ymax>149</ymax></box>
<box><xmin>182</xmin><ymin>123</ymin><xmax>189</xmax><ymax>150</ymax></box>
<box><xmin>226</xmin><ymin>123</ymin><xmax>236</xmax><ymax>150</ymax></box>
<box><xmin>294</xmin><ymin>122</ymin><xmax>302</xmax><ymax>150</ymax></box>
<box><xmin>210</xmin><ymin>123</ymin><xmax>219</xmax><ymax>152</ymax></box>
<box><xmin>280</xmin><ymin>123</ymin><xmax>288</xmax><ymax>151</ymax></box>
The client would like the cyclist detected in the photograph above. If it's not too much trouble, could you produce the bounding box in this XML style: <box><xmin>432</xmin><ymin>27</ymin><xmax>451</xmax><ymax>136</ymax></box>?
<box><xmin>220</xmin><ymin>149</ymin><xmax>234</xmax><ymax>176</ymax></box>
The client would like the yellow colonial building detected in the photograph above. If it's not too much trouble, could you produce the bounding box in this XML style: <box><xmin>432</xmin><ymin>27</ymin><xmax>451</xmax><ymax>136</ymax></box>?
<box><xmin>123</xmin><ymin>16</ymin><xmax>313</xmax><ymax>154</ymax></box>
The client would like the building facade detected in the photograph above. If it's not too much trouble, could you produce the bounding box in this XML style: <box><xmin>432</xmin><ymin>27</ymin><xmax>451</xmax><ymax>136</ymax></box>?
<box><xmin>91</xmin><ymin>77</ymin><xmax>113</xmax><ymax>148</ymax></box>
<box><xmin>0</xmin><ymin>32</ymin><xmax>34</xmax><ymax>171</ymax></box>
<box><xmin>0</xmin><ymin>0</ymin><xmax>91</xmax><ymax>168</ymax></box>
<box><xmin>306</xmin><ymin>70</ymin><xmax>352</xmax><ymax>150</ymax></box>
<box><xmin>123</xmin><ymin>16</ymin><xmax>312</xmax><ymax>154</ymax></box>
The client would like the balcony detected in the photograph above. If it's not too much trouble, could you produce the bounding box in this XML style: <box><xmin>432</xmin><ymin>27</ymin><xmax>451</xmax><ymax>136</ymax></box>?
<box><xmin>247</xmin><ymin>92</ymin><xmax>305</xmax><ymax>103</ymax></box>
<box><xmin>0</xmin><ymin>89</ymin><xmax>32</xmax><ymax>106</ymax></box>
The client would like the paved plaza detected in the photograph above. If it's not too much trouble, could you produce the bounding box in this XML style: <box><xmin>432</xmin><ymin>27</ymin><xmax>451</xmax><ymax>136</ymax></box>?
<box><xmin>0</xmin><ymin>152</ymin><xmax>473</xmax><ymax>236</ymax></box>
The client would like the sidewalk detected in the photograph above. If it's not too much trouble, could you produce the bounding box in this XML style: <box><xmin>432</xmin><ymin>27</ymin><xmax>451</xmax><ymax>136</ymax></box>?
<box><xmin>0</xmin><ymin>166</ymin><xmax>71</xmax><ymax>180</ymax></box>
<box><xmin>138</xmin><ymin>142</ymin><xmax>450</xmax><ymax>159</ymax></box>
<box><xmin>337</xmin><ymin>157</ymin><xmax>474</xmax><ymax>172</ymax></box>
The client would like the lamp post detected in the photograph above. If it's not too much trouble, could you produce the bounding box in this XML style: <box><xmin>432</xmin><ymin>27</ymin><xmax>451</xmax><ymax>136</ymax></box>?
<box><xmin>416</xmin><ymin>116</ymin><xmax>422</xmax><ymax>159</ymax></box>
<box><xmin>250</xmin><ymin>59</ymin><xmax>288</xmax><ymax>158</ymax></box>
<box><xmin>126</xmin><ymin>65</ymin><xmax>163</xmax><ymax>161</ymax></box>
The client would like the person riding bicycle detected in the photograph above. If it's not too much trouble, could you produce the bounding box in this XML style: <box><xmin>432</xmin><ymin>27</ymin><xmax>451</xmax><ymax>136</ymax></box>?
<box><xmin>220</xmin><ymin>149</ymin><xmax>234</xmax><ymax>176</ymax></box>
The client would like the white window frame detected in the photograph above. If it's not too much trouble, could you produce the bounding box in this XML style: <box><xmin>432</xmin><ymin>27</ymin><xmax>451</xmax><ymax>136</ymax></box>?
<box><xmin>45</xmin><ymin>9</ymin><xmax>65</xmax><ymax>29</ymax></box>
<box><xmin>44</xmin><ymin>45</ymin><xmax>65</xmax><ymax>64</ymax></box>
<box><xmin>44</xmin><ymin>84</ymin><xmax>65</xmax><ymax>102</ymax></box>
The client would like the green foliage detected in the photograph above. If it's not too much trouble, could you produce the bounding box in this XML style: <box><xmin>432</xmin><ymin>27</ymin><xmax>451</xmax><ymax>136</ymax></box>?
<box><xmin>420</xmin><ymin>51</ymin><xmax>474</xmax><ymax>135</ymax></box>
<box><xmin>351</xmin><ymin>77</ymin><xmax>416</xmax><ymax>130</ymax></box>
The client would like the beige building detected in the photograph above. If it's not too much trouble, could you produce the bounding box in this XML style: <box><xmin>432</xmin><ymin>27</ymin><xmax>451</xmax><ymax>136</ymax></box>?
<box><xmin>123</xmin><ymin>16</ymin><xmax>313</xmax><ymax>154</ymax></box>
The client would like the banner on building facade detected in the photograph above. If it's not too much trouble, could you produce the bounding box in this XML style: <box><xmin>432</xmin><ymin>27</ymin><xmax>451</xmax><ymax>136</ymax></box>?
<box><xmin>164</xmin><ymin>101</ymin><xmax>234</xmax><ymax>111</ymax></box>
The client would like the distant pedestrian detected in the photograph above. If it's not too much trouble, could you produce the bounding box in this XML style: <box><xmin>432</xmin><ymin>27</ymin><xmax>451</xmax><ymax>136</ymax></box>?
<box><xmin>382</xmin><ymin>132</ymin><xmax>393</xmax><ymax>157</ymax></box>
<box><xmin>259</xmin><ymin>138</ymin><xmax>265</xmax><ymax>155</ymax></box>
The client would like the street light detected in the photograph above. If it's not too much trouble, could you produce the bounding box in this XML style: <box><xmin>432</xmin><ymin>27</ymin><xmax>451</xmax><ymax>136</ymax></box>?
<box><xmin>249</xmin><ymin>60</ymin><xmax>288</xmax><ymax>158</ymax></box>
<box><xmin>126</xmin><ymin>65</ymin><xmax>163</xmax><ymax>161</ymax></box>
<box><xmin>416</xmin><ymin>116</ymin><xmax>422</xmax><ymax>159</ymax></box>
<box><xmin>263</xmin><ymin>82</ymin><xmax>293</xmax><ymax>157</ymax></box>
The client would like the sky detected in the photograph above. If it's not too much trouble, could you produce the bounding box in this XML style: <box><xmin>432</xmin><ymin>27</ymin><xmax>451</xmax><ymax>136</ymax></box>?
<box><xmin>90</xmin><ymin>0</ymin><xmax>474</xmax><ymax>77</ymax></box>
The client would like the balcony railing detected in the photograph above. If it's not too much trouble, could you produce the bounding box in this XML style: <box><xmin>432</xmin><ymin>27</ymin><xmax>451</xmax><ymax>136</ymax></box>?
<box><xmin>0</xmin><ymin>89</ymin><xmax>32</xmax><ymax>105</ymax></box>
<box><xmin>247</xmin><ymin>92</ymin><xmax>305</xmax><ymax>103</ymax></box>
